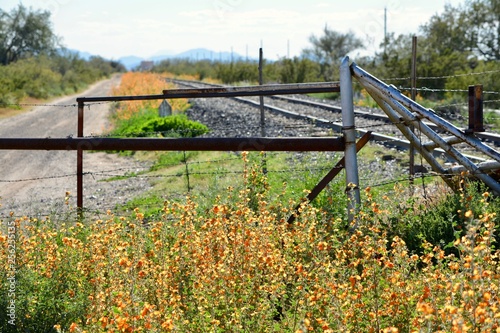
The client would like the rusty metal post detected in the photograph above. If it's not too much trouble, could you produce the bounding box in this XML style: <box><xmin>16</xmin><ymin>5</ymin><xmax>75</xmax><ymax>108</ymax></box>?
<box><xmin>468</xmin><ymin>85</ymin><xmax>485</xmax><ymax>133</ymax></box>
<box><xmin>258</xmin><ymin>48</ymin><xmax>268</xmax><ymax>174</ymax></box>
<box><xmin>259</xmin><ymin>48</ymin><xmax>265</xmax><ymax>137</ymax></box>
<box><xmin>409</xmin><ymin>36</ymin><xmax>417</xmax><ymax>186</ymax></box>
<box><xmin>340</xmin><ymin>56</ymin><xmax>360</xmax><ymax>227</ymax></box>
<box><xmin>77</xmin><ymin>101</ymin><xmax>84</xmax><ymax>216</ymax></box>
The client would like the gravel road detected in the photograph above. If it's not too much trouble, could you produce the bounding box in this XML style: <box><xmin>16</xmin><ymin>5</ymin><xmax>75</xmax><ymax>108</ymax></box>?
<box><xmin>0</xmin><ymin>75</ymin><xmax>151</xmax><ymax>219</ymax></box>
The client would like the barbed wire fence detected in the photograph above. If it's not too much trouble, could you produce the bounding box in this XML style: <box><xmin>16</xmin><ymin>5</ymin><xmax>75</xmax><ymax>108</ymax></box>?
<box><xmin>0</xmin><ymin>69</ymin><xmax>499</xmax><ymax>219</ymax></box>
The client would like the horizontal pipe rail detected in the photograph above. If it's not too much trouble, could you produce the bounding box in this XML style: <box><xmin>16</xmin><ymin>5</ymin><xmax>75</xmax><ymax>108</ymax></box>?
<box><xmin>0</xmin><ymin>137</ymin><xmax>345</xmax><ymax>152</ymax></box>
<box><xmin>163</xmin><ymin>82</ymin><xmax>341</xmax><ymax>98</ymax></box>
<box><xmin>76</xmin><ymin>82</ymin><xmax>341</xmax><ymax>103</ymax></box>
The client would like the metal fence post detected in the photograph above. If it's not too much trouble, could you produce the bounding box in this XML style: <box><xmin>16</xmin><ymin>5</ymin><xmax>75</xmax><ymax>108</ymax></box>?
<box><xmin>77</xmin><ymin>101</ymin><xmax>84</xmax><ymax>217</ymax></box>
<box><xmin>409</xmin><ymin>36</ymin><xmax>417</xmax><ymax>186</ymax></box>
<box><xmin>468</xmin><ymin>85</ymin><xmax>485</xmax><ymax>133</ymax></box>
<box><xmin>340</xmin><ymin>57</ymin><xmax>361</xmax><ymax>227</ymax></box>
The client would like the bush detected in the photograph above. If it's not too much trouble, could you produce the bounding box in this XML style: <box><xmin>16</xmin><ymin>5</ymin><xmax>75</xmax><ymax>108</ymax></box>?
<box><xmin>111</xmin><ymin>107</ymin><xmax>209</xmax><ymax>138</ymax></box>
<box><xmin>0</xmin><ymin>54</ymin><xmax>124</xmax><ymax>107</ymax></box>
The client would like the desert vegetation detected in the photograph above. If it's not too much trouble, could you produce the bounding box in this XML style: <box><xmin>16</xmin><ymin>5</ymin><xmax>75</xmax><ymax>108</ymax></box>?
<box><xmin>0</xmin><ymin>5</ymin><xmax>125</xmax><ymax>111</ymax></box>
<box><xmin>1</xmin><ymin>1</ymin><xmax>500</xmax><ymax>332</ymax></box>
<box><xmin>1</xmin><ymin>157</ymin><xmax>500</xmax><ymax>332</ymax></box>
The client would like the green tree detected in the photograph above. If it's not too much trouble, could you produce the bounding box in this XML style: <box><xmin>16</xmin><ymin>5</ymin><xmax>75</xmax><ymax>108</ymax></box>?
<box><xmin>302</xmin><ymin>26</ymin><xmax>364</xmax><ymax>81</ymax></box>
<box><xmin>0</xmin><ymin>4</ymin><xmax>60</xmax><ymax>65</ymax></box>
<box><xmin>465</xmin><ymin>0</ymin><xmax>499</xmax><ymax>60</ymax></box>
<box><xmin>276</xmin><ymin>56</ymin><xmax>321</xmax><ymax>83</ymax></box>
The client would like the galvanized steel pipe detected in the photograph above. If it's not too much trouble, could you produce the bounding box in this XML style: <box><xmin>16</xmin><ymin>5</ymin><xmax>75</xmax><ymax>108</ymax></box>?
<box><xmin>340</xmin><ymin>56</ymin><xmax>361</xmax><ymax>225</ymax></box>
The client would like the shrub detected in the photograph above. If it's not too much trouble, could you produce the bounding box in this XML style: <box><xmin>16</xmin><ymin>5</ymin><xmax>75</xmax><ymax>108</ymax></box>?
<box><xmin>111</xmin><ymin>107</ymin><xmax>209</xmax><ymax>138</ymax></box>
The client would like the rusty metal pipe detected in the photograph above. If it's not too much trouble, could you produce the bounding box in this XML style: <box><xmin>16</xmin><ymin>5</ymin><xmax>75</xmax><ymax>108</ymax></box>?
<box><xmin>77</xmin><ymin>101</ymin><xmax>84</xmax><ymax>214</ymax></box>
<box><xmin>75</xmin><ymin>82</ymin><xmax>341</xmax><ymax>103</ymax></box>
<box><xmin>0</xmin><ymin>137</ymin><xmax>345</xmax><ymax>152</ymax></box>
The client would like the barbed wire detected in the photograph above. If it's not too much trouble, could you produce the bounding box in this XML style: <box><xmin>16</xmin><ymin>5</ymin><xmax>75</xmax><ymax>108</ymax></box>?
<box><xmin>0</xmin><ymin>103</ymin><xmax>78</xmax><ymax>108</ymax></box>
<box><xmin>383</xmin><ymin>69</ymin><xmax>500</xmax><ymax>82</ymax></box>
<box><xmin>398</xmin><ymin>87</ymin><xmax>500</xmax><ymax>96</ymax></box>
<box><xmin>0</xmin><ymin>173</ymin><xmax>78</xmax><ymax>183</ymax></box>
<box><xmin>0</xmin><ymin>171</ymin><xmax>462</xmax><ymax>221</ymax></box>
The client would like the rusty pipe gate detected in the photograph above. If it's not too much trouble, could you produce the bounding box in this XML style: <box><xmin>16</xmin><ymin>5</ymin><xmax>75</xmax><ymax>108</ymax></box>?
<box><xmin>71</xmin><ymin>81</ymin><xmax>345</xmax><ymax>214</ymax></box>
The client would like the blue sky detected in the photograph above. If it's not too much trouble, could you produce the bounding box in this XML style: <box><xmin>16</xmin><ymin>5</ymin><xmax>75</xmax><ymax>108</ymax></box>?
<box><xmin>3</xmin><ymin>0</ymin><xmax>466</xmax><ymax>60</ymax></box>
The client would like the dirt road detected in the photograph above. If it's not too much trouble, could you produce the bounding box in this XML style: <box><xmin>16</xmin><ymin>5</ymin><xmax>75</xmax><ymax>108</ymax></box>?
<box><xmin>0</xmin><ymin>75</ymin><xmax>151</xmax><ymax>219</ymax></box>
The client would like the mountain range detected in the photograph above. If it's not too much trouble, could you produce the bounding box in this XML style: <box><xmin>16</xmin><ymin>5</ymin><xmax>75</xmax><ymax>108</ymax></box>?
<box><xmin>118</xmin><ymin>48</ymin><xmax>251</xmax><ymax>70</ymax></box>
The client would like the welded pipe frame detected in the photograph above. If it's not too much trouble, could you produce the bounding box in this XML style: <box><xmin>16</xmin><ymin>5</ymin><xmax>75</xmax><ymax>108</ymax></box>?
<box><xmin>359</xmin><ymin>75</ymin><xmax>500</xmax><ymax>195</ymax></box>
<box><xmin>360</xmin><ymin>84</ymin><xmax>458</xmax><ymax>191</ymax></box>
<box><xmin>351</xmin><ymin>63</ymin><xmax>500</xmax><ymax>164</ymax></box>
<box><xmin>352</xmin><ymin>63</ymin><xmax>500</xmax><ymax>195</ymax></box>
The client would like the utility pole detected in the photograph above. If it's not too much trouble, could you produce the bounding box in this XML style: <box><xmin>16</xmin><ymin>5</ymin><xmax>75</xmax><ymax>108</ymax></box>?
<box><xmin>384</xmin><ymin>7</ymin><xmax>387</xmax><ymax>54</ymax></box>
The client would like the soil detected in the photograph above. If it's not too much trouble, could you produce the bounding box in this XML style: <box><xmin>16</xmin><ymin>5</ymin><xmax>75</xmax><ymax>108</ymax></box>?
<box><xmin>0</xmin><ymin>75</ymin><xmax>151</xmax><ymax>219</ymax></box>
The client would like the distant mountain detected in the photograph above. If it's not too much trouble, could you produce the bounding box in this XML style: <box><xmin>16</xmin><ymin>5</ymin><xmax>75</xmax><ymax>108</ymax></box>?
<box><xmin>118</xmin><ymin>55</ymin><xmax>145</xmax><ymax>71</ymax></box>
<box><xmin>118</xmin><ymin>48</ymin><xmax>251</xmax><ymax>71</ymax></box>
<box><xmin>59</xmin><ymin>48</ymin><xmax>95</xmax><ymax>60</ymax></box>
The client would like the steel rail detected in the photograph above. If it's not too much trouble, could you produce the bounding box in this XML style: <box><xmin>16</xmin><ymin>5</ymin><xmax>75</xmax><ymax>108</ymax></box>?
<box><xmin>234</xmin><ymin>92</ymin><xmax>487</xmax><ymax>163</ymax></box>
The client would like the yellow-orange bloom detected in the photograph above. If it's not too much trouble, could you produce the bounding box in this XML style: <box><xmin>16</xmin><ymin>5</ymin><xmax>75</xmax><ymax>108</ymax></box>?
<box><xmin>69</xmin><ymin>323</ymin><xmax>78</xmax><ymax>333</ymax></box>
<box><xmin>119</xmin><ymin>257</ymin><xmax>130</xmax><ymax>267</ymax></box>
<box><xmin>417</xmin><ymin>301</ymin><xmax>434</xmax><ymax>315</ymax></box>
<box><xmin>161</xmin><ymin>319</ymin><xmax>174</xmax><ymax>330</ymax></box>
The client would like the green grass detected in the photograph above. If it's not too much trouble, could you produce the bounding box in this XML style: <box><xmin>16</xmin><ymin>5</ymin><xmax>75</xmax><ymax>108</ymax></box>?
<box><xmin>111</xmin><ymin>150</ymin><xmax>351</xmax><ymax>224</ymax></box>
<box><xmin>484</xmin><ymin>110</ymin><xmax>500</xmax><ymax>130</ymax></box>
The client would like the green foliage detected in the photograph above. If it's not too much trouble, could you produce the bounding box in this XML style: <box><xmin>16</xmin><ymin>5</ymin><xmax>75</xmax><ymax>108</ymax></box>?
<box><xmin>153</xmin><ymin>59</ymin><xmax>217</xmax><ymax>79</ymax></box>
<box><xmin>464</xmin><ymin>0</ymin><xmax>499</xmax><ymax>61</ymax></box>
<box><xmin>0</xmin><ymin>4</ymin><xmax>59</xmax><ymax>65</ymax></box>
<box><xmin>0</xmin><ymin>4</ymin><xmax>125</xmax><ymax>107</ymax></box>
<box><xmin>0</xmin><ymin>53</ymin><xmax>124</xmax><ymax>107</ymax></box>
<box><xmin>150</xmin><ymin>151</ymin><xmax>199</xmax><ymax>172</ymax></box>
<box><xmin>302</xmin><ymin>27</ymin><xmax>364</xmax><ymax>81</ymax></box>
<box><xmin>0</xmin><ymin>218</ymin><xmax>91</xmax><ymax>333</ymax></box>
<box><xmin>275</xmin><ymin>57</ymin><xmax>321</xmax><ymax>83</ymax></box>
<box><xmin>374</xmin><ymin>181</ymin><xmax>500</xmax><ymax>257</ymax></box>
<box><xmin>110</xmin><ymin>107</ymin><xmax>209</xmax><ymax>138</ymax></box>
<box><xmin>215</xmin><ymin>60</ymin><xmax>260</xmax><ymax>84</ymax></box>
<box><xmin>445</xmin><ymin>60</ymin><xmax>500</xmax><ymax>109</ymax></box>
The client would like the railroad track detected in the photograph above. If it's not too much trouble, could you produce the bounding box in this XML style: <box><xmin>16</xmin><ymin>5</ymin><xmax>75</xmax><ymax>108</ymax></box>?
<box><xmin>169</xmin><ymin>79</ymin><xmax>500</xmax><ymax>162</ymax></box>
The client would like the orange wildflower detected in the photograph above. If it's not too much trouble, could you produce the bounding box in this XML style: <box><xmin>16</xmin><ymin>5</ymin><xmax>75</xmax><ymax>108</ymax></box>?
<box><xmin>69</xmin><ymin>323</ymin><xmax>78</xmax><ymax>332</ymax></box>
<box><xmin>161</xmin><ymin>319</ymin><xmax>174</xmax><ymax>330</ymax></box>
